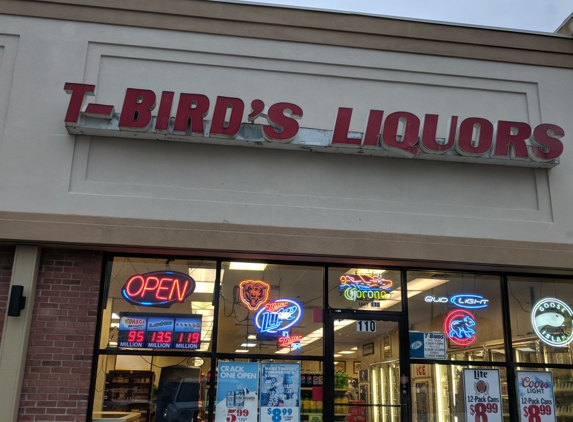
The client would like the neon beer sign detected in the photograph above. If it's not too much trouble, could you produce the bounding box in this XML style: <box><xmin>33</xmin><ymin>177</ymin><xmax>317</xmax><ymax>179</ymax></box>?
<box><xmin>278</xmin><ymin>331</ymin><xmax>303</xmax><ymax>349</ymax></box>
<box><xmin>531</xmin><ymin>298</ymin><xmax>573</xmax><ymax>347</ymax></box>
<box><xmin>254</xmin><ymin>299</ymin><xmax>303</xmax><ymax>333</ymax></box>
<box><xmin>339</xmin><ymin>274</ymin><xmax>393</xmax><ymax>302</ymax></box>
<box><xmin>445</xmin><ymin>309</ymin><xmax>477</xmax><ymax>347</ymax></box>
<box><xmin>450</xmin><ymin>294</ymin><xmax>489</xmax><ymax>309</ymax></box>
<box><xmin>121</xmin><ymin>271</ymin><xmax>196</xmax><ymax>307</ymax></box>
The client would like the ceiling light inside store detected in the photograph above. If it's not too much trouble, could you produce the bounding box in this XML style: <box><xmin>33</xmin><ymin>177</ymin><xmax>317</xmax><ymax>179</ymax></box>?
<box><xmin>334</xmin><ymin>354</ymin><xmax>342</xmax><ymax>357</ymax></box>
<box><xmin>235</xmin><ymin>349</ymin><xmax>250</xmax><ymax>353</ymax></box>
<box><xmin>351</xmin><ymin>347</ymin><xmax>357</xmax><ymax>350</ymax></box>
<box><xmin>406</xmin><ymin>278</ymin><xmax>449</xmax><ymax>297</ymax></box>
<box><xmin>112</xmin><ymin>313</ymin><xmax>120</xmax><ymax>320</ymax></box>
<box><xmin>189</xmin><ymin>268</ymin><xmax>223</xmax><ymax>293</ymax></box>
<box><xmin>229</xmin><ymin>262</ymin><xmax>267</xmax><ymax>271</ymax></box>
<box><xmin>248</xmin><ymin>334</ymin><xmax>257</xmax><ymax>340</ymax></box>
<box><xmin>241</xmin><ymin>343</ymin><xmax>257</xmax><ymax>347</ymax></box>
<box><xmin>355</xmin><ymin>277</ymin><xmax>449</xmax><ymax>312</ymax></box>
<box><xmin>339</xmin><ymin>351</ymin><xmax>354</xmax><ymax>354</ymax></box>
<box><xmin>517</xmin><ymin>347</ymin><xmax>536</xmax><ymax>352</ymax></box>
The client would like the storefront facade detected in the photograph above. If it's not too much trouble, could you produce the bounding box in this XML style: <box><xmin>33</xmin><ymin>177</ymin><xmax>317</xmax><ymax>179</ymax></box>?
<box><xmin>1</xmin><ymin>2</ymin><xmax>573</xmax><ymax>422</ymax></box>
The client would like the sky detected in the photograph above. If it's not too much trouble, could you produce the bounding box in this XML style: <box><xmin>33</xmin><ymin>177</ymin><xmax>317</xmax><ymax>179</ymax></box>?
<box><xmin>210</xmin><ymin>0</ymin><xmax>573</xmax><ymax>33</ymax></box>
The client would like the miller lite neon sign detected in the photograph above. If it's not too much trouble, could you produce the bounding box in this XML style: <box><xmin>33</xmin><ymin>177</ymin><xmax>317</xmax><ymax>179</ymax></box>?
<box><xmin>253</xmin><ymin>299</ymin><xmax>303</xmax><ymax>333</ymax></box>
<box><xmin>121</xmin><ymin>271</ymin><xmax>195</xmax><ymax>308</ymax></box>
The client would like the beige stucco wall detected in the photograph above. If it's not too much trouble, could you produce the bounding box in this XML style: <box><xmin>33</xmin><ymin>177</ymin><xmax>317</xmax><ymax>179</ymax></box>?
<box><xmin>0</xmin><ymin>4</ymin><xmax>572</xmax><ymax>270</ymax></box>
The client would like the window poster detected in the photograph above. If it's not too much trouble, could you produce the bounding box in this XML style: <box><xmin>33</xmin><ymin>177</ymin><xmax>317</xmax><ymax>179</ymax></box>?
<box><xmin>463</xmin><ymin>369</ymin><xmax>503</xmax><ymax>422</ymax></box>
<box><xmin>215</xmin><ymin>362</ymin><xmax>260</xmax><ymax>422</ymax></box>
<box><xmin>516</xmin><ymin>371</ymin><xmax>556</xmax><ymax>422</ymax></box>
<box><xmin>260</xmin><ymin>363</ymin><xmax>301</xmax><ymax>422</ymax></box>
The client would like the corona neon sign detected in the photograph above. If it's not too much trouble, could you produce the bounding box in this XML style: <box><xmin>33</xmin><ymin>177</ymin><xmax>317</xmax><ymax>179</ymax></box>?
<box><xmin>121</xmin><ymin>271</ymin><xmax>195</xmax><ymax>308</ymax></box>
<box><xmin>445</xmin><ymin>309</ymin><xmax>476</xmax><ymax>347</ymax></box>
<box><xmin>531</xmin><ymin>298</ymin><xmax>573</xmax><ymax>347</ymax></box>
<box><xmin>239</xmin><ymin>279</ymin><xmax>270</xmax><ymax>311</ymax></box>
<box><xmin>339</xmin><ymin>274</ymin><xmax>393</xmax><ymax>302</ymax></box>
<box><xmin>254</xmin><ymin>299</ymin><xmax>303</xmax><ymax>333</ymax></box>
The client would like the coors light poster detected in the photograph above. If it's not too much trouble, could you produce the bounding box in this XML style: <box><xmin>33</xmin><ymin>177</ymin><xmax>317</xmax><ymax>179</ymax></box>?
<box><xmin>516</xmin><ymin>371</ymin><xmax>556</xmax><ymax>422</ymax></box>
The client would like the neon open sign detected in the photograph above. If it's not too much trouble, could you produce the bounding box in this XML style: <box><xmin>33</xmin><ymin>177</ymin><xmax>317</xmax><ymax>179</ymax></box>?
<box><xmin>253</xmin><ymin>299</ymin><xmax>303</xmax><ymax>333</ymax></box>
<box><xmin>121</xmin><ymin>271</ymin><xmax>196</xmax><ymax>308</ymax></box>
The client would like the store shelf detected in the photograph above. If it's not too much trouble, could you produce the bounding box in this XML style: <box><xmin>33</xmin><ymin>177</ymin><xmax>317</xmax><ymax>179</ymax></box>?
<box><xmin>104</xmin><ymin>370</ymin><xmax>154</xmax><ymax>422</ymax></box>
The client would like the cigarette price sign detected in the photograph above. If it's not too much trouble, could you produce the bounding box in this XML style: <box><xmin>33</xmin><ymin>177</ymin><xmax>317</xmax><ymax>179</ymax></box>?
<box><xmin>463</xmin><ymin>369</ymin><xmax>503</xmax><ymax>422</ymax></box>
<box><xmin>517</xmin><ymin>371</ymin><xmax>556</xmax><ymax>422</ymax></box>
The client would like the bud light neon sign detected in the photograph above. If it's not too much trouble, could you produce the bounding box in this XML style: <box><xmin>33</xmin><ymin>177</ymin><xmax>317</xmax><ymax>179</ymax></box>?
<box><xmin>444</xmin><ymin>309</ymin><xmax>476</xmax><ymax>347</ymax></box>
<box><xmin>450</xmin><ymin>294</ymin><xmax>489</xmax><ymax>309</ymax></box>
<box><xmin>253</xmin><ymin>299</ymin><xmax>303</xmax><ymax>333</ymax></box>
<box><xmin>339</xmin><ymin>274</ymin><xmax>393</xmax><ymax>302</ymax></box>
<box><xmin>121</xmin><ymin>271</ymin><xmax>196</xmax><ymax>308</ymax></box>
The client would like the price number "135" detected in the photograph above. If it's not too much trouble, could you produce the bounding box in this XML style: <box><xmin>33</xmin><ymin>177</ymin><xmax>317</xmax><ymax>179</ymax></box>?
<box><xmin>356</xmin><ymin>321</ymin><xmax>376</xmax><ymax>333</ymax></box>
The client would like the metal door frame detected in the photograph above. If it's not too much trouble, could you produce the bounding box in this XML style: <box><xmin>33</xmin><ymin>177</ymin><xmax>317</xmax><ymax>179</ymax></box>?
<box><xmin>324</xmin><ymin>310</ymin><xmax>411</xmax><ymax>422</ymax></box>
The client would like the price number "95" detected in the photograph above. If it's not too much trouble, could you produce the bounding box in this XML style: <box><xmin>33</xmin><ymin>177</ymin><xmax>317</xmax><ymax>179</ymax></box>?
<box><xmin>267</xmin><ymin>408</ymin><xmax>293</xmax><ymax>422</ymax></box>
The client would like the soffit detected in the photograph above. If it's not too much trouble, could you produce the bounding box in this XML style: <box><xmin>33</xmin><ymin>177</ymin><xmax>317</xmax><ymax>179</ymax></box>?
<box><xmin>1</xmin><ymin>0</ymin><xmax>573</xmax><ymax>68</ymax></box>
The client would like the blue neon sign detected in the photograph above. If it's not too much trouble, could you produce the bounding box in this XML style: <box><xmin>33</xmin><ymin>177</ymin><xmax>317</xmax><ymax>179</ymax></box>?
<box><xmin>450</xmin><ymin>294</ymin><xmax>489</xmax><ymax>309</ymax></box>
<box><xmin>253</xmin><ymin>299</ymin><xmax>303</xmax><ymax>333</ymax></box>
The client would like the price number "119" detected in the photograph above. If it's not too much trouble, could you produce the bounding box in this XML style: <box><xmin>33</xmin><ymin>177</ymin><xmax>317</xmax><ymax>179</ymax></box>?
<box><xmin>357</xmin><ymin>321</ymin><xmax>376</xmax><ymax>333</ymax></box>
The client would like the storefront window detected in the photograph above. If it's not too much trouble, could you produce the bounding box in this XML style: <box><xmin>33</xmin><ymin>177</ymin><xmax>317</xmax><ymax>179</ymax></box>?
<box><xmin>407</xmin><ymin>271</ymin><xmax>504</xmax><ymax>361</ymax></box>
<box><xmin>508</xmin><ymin>276</ymin><xmax>573</xmax><ymax>365</ymax></box>
<box><xmin>93</xmin><ymin>256</ymin><xmax>217</xmax><ymax>422</ymax></box>
<box><xmin>410</xmin><ymin>364</ymin><xmax>509</xmax><ymax>422</ymax></box>
<box><xmin>516</xmin><ymin>367</ymin><xmax>573</xmax><ymax>419</ymax></box>
<box><xmin>328</xmin><ymin>267</ymin><xmax>402</xmax><ymax>312</ymax></box>
<box><xmin>217</xmin><ymin>262</ymin><xmax>324</xmax><ymax>356</ymax></box>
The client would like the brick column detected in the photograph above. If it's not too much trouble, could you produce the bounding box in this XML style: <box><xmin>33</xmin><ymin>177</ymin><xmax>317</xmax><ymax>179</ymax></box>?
<box><xmin>17</xmin><ymin>249</ymin><xmax>103</xmax><ymax>422</ymax></box>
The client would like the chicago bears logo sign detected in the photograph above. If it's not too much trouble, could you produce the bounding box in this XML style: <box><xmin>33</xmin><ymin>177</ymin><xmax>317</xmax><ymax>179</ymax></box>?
<box><xmin>239</xmin><ymin>280</ymin><xmax>270</xmax><ymax>311</ymax></box>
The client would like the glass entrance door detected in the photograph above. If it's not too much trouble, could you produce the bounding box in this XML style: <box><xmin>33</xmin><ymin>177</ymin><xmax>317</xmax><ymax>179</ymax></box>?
<box><xmin>332</xmin><ymin>315</ymin><xmax>405</xmax><ymax>422</ymax></box>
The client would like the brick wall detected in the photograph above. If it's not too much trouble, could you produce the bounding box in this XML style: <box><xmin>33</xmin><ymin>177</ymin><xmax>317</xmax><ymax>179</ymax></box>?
<box><xmin>19</xmin><ymin>249</ymin><xmax>103</xmax><ymax>422</ymax></box>
<box><xmin>0</xmin><ymin>245</ymin><xmax>16</xmax><ymax>344</ymax></box>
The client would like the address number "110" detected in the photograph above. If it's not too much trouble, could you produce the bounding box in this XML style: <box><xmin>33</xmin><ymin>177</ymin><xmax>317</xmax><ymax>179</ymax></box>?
<box><xmin>356</xmin><ymin>321</ymin><xmax>376</xmax><ymax>332</ymax></box>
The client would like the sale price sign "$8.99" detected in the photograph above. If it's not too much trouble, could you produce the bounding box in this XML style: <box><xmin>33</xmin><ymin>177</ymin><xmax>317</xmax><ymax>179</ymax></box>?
<box><xmin>463</xmin><ymin>369</ymin><xmax>503</xmax><ymax>422</ymax></box>
<box><xmin>517</xmin><ymin>371</ymin><xmax>556</xmax><ymax>422</ymax></box>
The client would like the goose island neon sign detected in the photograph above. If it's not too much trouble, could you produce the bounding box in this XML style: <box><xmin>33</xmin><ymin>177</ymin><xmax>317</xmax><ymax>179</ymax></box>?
<box><xmin>64</xmin><ymin>83</ymin><xmax>565</xmax><ymax>169</ymax></box>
